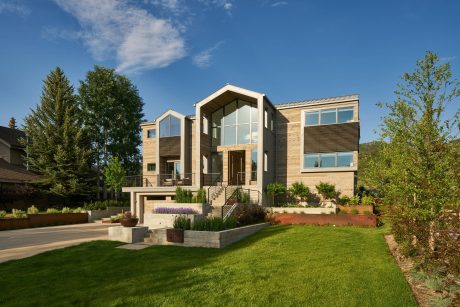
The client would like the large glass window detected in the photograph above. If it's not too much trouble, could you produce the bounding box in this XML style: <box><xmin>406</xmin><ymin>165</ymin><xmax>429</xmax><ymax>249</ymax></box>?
<box><xmin>211</xmin><ymin>100</ymin><xmax>258</xmax><ymax>146</ymax></box>
<box><xmin>338</xmin><ymin>107</ymin><xmax>354</xmax><ymax>123</ymax></box>
<box><xmin>251</xmin><ymin>149</ymin><xmax>257</xmax><ymax>181</ymax></box>
<box><xmin>159</xmin><ymin>115</ymin><xmax>181</xmax><ymax>137</ymax></box>
<box><xmin>303</xmin><ymin>152</ymin><xmax>354</xmax><ymax>169</ymax></box>
<box><xmin>337</xmin><ymin>152</ymin><xmax>353</xmax><ymax>167</ymax></box>
<box><xmin>305</xmin><ymin>107</ymin><xmax>355</xmax><ymax>126</ymax></box>
<box><xmin>211</xmin><ymin>152</ymin><xmax>223</xmax><ymax>175</ymax></box>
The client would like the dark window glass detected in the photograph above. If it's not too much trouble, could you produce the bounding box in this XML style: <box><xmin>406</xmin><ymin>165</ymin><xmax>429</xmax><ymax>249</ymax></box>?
<box><xmin>147</xmin><ymin>163</ymin><xmax>156</xmax><ymax>172</ymax></box>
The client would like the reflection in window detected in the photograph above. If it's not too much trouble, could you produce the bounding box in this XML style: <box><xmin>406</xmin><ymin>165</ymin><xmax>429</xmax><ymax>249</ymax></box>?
<box><xmin>147</xmin><ymin>129</ymin><xmax>156</xmax><ymax>138</ymax></box>
<box><xmin>303</xmin><ymin>152</ymin><xmax>354</xmax><ymax>169</ymax></box>
<box><xmin>251</xmin><ymin>149</ymin><xmax>257</xmax><ymax>181</ymax></box>
<box><xmin>304</xmin><ymin>107</ymin><xmax>354</xmax><ymax>126</ymax></box>
<box><xmin>159</xmin><ymin>115</ymin><xmax>181</xmax><ymax>137</ymax></box>
<box><xmin>211</xmin><ymin>100</ymin><xmax>258</xmax><ymax>146</ymax></box>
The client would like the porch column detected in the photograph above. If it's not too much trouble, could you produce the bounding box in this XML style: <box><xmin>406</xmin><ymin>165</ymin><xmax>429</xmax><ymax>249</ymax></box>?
<box><xmin>130</xmin><ymin>192</ymin><xmax>136</xmax><ymax>215</ymax></box>
<box><xmin>136</xmin><ymin>193</ymin><xmax>144</xmax><ymax>224</ymax></box>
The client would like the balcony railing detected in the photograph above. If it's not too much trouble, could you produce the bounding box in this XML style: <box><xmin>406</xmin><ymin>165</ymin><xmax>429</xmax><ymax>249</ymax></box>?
<box><xmin>158</xmin><ymin>173</ymin><xmax>195</xmax><ymax>187</ymax></box>
<box><xmin>123</xmin><ymin>174</ymin><xmax>195</xmax><ymax>187</ymax></box>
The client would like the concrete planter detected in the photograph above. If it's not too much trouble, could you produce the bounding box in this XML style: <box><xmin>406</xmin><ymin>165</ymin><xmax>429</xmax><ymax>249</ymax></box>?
<box><xmin>108</xmin><ymin>225</ymin><xmax>149</xmax><ymax>243</ymax></box>
<box><xmin>268</xmin><ymin>207</ymin><xmax>336</xmax><ymax>214</ymax></box>
<box><xmin>148</xmin><ymin>223</ymin><xmax>269</xmax><ymax>248</ymax></box>
<box><xmin>144</xmin><ymin>213</ymin><xmax>203</xmax><ymax>229</ymax></box>
<box><xmin>337</xmin><ymin>205</ymin><xmax>374</xmax><ymax>214</ymax></box>
<box><xmin>87</xmin><ymin>207</ymin><xmax>129</xmax><ymax>222</ymax></box>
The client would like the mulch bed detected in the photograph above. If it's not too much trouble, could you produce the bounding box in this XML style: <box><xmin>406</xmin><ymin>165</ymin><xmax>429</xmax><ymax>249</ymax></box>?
<box><xmin>385</xmin><ymin>234</ymin><xmax>443</xmax><ymax>307</ymax></box>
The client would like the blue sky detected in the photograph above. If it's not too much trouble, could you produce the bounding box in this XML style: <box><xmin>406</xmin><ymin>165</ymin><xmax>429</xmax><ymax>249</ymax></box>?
<box><xmin>0</xmin><ymin>0</ymin><xmax>459</xmax><ymax>142</ymax></box>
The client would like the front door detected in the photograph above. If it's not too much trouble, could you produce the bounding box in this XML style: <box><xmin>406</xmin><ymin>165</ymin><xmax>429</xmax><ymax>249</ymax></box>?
<box><xmin>228</xmin><ymin>151</ymin><xmax>245</xmax><ymax>185</ymax></box>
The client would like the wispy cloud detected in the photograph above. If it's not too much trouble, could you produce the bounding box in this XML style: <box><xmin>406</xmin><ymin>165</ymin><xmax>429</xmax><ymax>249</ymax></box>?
<box><xmin>198</xmin><ymin>0</ymin><xmax>233</xmax><ymax>15</ymax></box>
<box><xmin>0</xmin><ymin>0</ymin><xmax>30</xmax><ymax>16</ymax></box>
<box><xmin>440</xmin><ymin>56</ymin><xmax>456</xmax><ymax>62</ymax></box>
<box><xmin>192</xmin><ymin>41</ymin><xmax>224</xmax><ymax>68</ymax></box>
<box><xmin>271</xmin><ymin>1</ymin><xmax>288</xmax><ymax>7</ymax></box>
<box><xmin>53</xmin><ymin>0</ymin><xmax>186</xmax><ymax>74</ymax></box>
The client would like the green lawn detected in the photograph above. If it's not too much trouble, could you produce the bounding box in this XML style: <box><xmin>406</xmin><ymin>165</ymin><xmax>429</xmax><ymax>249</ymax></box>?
<box><xmin>0</xmin><ymin>225</ymin><xmax>417</xmax><ymax>307</ymax></box>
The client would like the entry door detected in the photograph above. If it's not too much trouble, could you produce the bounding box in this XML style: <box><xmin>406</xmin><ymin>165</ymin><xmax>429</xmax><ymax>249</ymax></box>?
<box><xmin>228</xmin><ymin>151</ymin><xmax>245</xmax><ymax>185</ymax></box>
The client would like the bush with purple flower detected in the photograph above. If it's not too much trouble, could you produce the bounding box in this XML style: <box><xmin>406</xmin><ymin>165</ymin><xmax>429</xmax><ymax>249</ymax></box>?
<box><xmin>154</xmin><ymin>207</ymin><xmax>198</xmax><ymax>214</ymax></box>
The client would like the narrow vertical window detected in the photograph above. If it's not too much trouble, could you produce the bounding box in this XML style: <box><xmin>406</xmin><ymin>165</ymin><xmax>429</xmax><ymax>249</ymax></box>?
<box><xmin>264</xmin><ymin>109</ymin><xmax>268</xmax><ymax>128</ymax></box>
<box><xmin>264</xmin><ymin>151</ymin><xmax>268</xmax><ymax>172</ymax></box>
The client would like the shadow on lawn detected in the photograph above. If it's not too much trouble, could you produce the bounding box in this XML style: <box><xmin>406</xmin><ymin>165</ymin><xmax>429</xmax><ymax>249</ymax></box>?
<box><xmin>0</xmin><ymin>225</ymin><xmax>290</xmax><ymax>305</ymax></box>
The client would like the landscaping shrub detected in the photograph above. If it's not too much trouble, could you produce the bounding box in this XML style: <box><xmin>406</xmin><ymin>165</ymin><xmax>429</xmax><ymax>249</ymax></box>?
<box><xmin>0</xmin><ymin>210</ymin><xmax>6</xmax><ymax>218</ymax></box>
<box><xmin>27</xmin><ymin>205</ymin><xmax>39</xmax><ymax>214</ymax></box>
<box><xmin>235</xmin><ymin>189</ymin><xmax>250</xmax><ymax>203</ymax></box>
<box><xmin>363</xmin><ymin>210</ymin><xmax>372</xmax><ymax>215</ymax></box>
<box><xmin>361</xmin><ymin>195</ymin><xmax>374</xmax><ymax>206</ymax></box>
<box><xmin>315</xmin><ymin>182</ymin><xmax>337</xmax><ymax>201</ymax></box>
<box><xmin>191</xmin><ymin>216</ymin><xmax>237</xmax><ymax>231</ymax></box>
<box><xmin>175</xmin><ymin>187</ymin><xmax>193</xmax><ymax>203</ymax></box>
<box><xmin>234</xmin><ymin>204</ymin><xmax>266</xmax><ymax>226</ymax></box>
<box><xmin>288</xmin><ymin>181</ymin><xmax>310</xmax><ymax>204</ymax></box>
<box><xmin>12</xmin><ymin>209</ymin><xmax>26</xmax><ymax>218</ymax></box>
<box><xmin>61</xmin><ymin>207</ymin><xmax>72</xmax><ymax>213</ymax></box>
<box><xmin>193</xmin><ymin>188</ymin><xmax>207</xmax><ymax>204</ymax></box>
<box><xmin>83</xmin><ymin>200</ymin><xmax>129</xmax><ymax>210</ymax></box>
<box><xmin>350</xmin><ymin>209</ymin><xmax>359</xmax><ymax>215</ymax></box>
<box><xmin>46</xmin><ymin>208</ymin><xmax>61</xmax><ymax>214</ymax></box>
<box><xmin>267</xmin><ymin>182</ymin><xmax>287</xmax><ymax>206</ymax></box>
<box><xmin>337</xmin><ymin>196</ymin><xmax>350</xmax><ymax>205</ymax></box>
<box><xmin>154</xmin><ymin>207</ymin><xmax>198</xmax><ymax>214</ymax></box>
<box><xmin>72</xmin><ymin>207</ymin><xmax>85</xmax><ymax>213</ymax></box>
<box><xmin>173</xmin><ymin>215</ymin><xmax>191</xmax><ymax>230</ymax></box>
<box><xmin>348</xmin><ymin>195</ymin><xmax>360</xmax><ymax>205</ymax></box>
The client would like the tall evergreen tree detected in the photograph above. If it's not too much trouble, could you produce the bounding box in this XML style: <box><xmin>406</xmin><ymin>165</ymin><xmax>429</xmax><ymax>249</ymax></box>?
<box><xmin>22</xmin><ymin>67</ymin><xmax>92</xmax><ymax>196</ymax></box>
<box><xmin>78</xmin><ymin>66</ymin><xmax>144</xmax><ymax>199</ymax></box>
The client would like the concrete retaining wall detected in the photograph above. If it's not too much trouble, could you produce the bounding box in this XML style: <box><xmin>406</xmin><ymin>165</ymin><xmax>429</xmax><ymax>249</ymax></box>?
<box><xmin>148</xmin><ymin>223</ymin><xmax>269</xmax><ymax>248</ymax></box>
<box><xmin>108</xmin><ymin>226</ymin><xmax>149</xmax><ymax>243</ymax></box>
<box><xmin>268</xmin><ymin>207</ymin><xmax>336</xmax><ymax>214</ymax></box>
<box><xmin>144</xmin><ymin>213</ymin><xmax>204</xmax><ymax>229</ymax></box>
<box><xmin>87</xmin><ymin>207</ymin><xmax>129</xmax><ymax>222</ymax></box>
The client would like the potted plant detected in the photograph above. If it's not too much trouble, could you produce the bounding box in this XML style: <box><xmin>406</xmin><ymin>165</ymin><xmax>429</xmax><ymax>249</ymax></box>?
<box><xmin>167</xmin><ymin>215</ymin><xmax>190</xmax><ymax>243</ymax></box>
<box><xmin>120</xmin><ymin>211</ymin><xmax>138</xmax><ymax>227</ymax></box>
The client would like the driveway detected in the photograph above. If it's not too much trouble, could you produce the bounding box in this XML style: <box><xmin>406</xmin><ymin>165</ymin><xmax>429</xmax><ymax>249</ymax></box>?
<box><xmin>0</xmin><ymin>223</ymin><xmax>112</xmax><ymax>263</ymax></box>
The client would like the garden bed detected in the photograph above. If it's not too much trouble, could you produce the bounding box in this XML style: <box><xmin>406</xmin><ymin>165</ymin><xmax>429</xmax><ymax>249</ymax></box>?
<box><xmin>144</xmin><ymin>213</ymin><xmax>204</xmax><ymax>229</ymax></box>
<box><xmin>268</xmin><ymin>207</ymin><xmax>336</xmax><ymax>214</ymax></box>
<box><xmin>272</xmin><ymin>213</ymin><xmax>378</xmax><ymax>227</ymax></box>
<box><xmin>147</xmin><ymin>222</ymin><xmax>269</xmax><ymax>248</ymax></box>
<box><xmin>0</xmin><ymin>213</ymin><xmax>88</xmax><ymax>231</ymax></box>
<box><xmin>87</xmin><ymin>207</ymin><xmax>129</xmax><ymax>222</ymax></box>
<box><xmin>337</xmin><ymin>205</ymin><xmax>374</xmax><ymax>214</ymax></box>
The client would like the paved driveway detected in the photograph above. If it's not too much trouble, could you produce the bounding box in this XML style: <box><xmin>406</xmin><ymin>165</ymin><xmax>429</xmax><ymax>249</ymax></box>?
<box><xmin>0</xmin><ymin>223</ymin><xmax>112</xmax><ymax>263</ymax></box>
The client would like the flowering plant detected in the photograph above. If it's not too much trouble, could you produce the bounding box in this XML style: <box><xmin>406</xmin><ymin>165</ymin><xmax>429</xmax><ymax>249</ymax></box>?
<box><xmin>154</xmin><ymin>207</ymin><xmax>198</xmax><ymax>214</ymax></box>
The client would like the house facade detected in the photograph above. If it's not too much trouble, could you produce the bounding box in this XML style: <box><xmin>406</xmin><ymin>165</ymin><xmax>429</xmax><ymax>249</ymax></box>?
<box><xmin>123</xmin><ymin>85</ymin><xmax>359</xmax><ymax>221</ymax></box>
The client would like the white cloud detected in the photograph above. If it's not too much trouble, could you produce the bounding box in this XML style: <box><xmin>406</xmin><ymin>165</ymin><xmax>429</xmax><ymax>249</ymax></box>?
<box><xmin>271</xmin><ymin>1</ymin><xmax>288</xmax><ymax>7</ymax></box>
<box><xmin>192</xmin><ymin>41</ymin><xmax>224</xmax><ymax>68</ymax></box>
<box><xmin>53</xmin><ymin>0</ymin><xmax>186</xmax><ymax>74</ymax></box>
<box><xmin>198</xmin><ymin>0</ymin><xmax>233</xmax><ymax>13</ymax></box>
<box><xmin>0</xmin><ymin>1</ymin><xmax>30</xmax><ymax>16</ymax></box>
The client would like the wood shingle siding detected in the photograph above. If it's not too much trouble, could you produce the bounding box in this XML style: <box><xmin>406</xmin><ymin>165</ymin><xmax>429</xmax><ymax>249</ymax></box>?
<box><xmin>304</xmin><ymin>122</ymin><xmax>359</xmax><ymax>153</ymax></box>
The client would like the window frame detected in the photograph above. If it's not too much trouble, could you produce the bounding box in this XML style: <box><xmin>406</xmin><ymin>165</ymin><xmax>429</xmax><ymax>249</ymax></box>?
<box><xmin>159</xmin><ymin>114</ymin><xmax>181</xmax><ymax>138</ymax></box>
<box><xmin>147</xmin><ymin>163</ymin><xmax>156</xmax><ymax>172</ymax></box>
<box><xmin>304</xmin><ymin>106</ymin><xmax>355</xmax><ymax>127</ymax></box>
<box><xmin>302</xmin><ymin>152</ymin><xmax>355</xmax><ymax>171</ymax></box>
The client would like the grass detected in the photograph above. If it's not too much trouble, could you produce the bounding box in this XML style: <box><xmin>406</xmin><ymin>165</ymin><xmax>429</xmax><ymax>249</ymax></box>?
<box><xmin>0</xmin><ymin>225</ymin><xmax>417</xmax><ymax>306</ymax></box>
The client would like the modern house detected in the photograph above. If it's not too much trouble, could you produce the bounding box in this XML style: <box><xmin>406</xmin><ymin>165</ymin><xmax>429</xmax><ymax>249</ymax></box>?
<box><xmin>123</xmin><ymin>85</ymin><xmax>359</xmax><ymax>221</ymax></box>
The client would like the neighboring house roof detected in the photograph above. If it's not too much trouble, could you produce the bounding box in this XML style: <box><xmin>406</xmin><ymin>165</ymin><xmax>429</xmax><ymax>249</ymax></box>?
<box><xmin>0</xmin><ymin>126</ymin><xmax>26</xmax><ymax>148</ymax></box>
<box><xmin>0</xmin><ymin>159</ymin><xmax>39</xmax><ymax>183</ymax></box>
<box><xmin>275</xmin><ymin>94</ymin><xmax>359</xmax><ymax>109</ymax></box>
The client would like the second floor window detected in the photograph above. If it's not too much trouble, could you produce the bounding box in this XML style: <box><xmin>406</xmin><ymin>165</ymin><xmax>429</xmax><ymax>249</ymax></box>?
<box><xmin>147</xmin><ymin>129</ymin><xmax>156</xmax><ymax>138</ymax></box>
<box><xmin>159</xmin><ymin>115</ymin><xmax>181</xmax><ymax>138</ymax></box>
<box><xmin>304</xmin><ymin>107</ymin><xmax>354</xmax><ymax>126</ymax></box>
